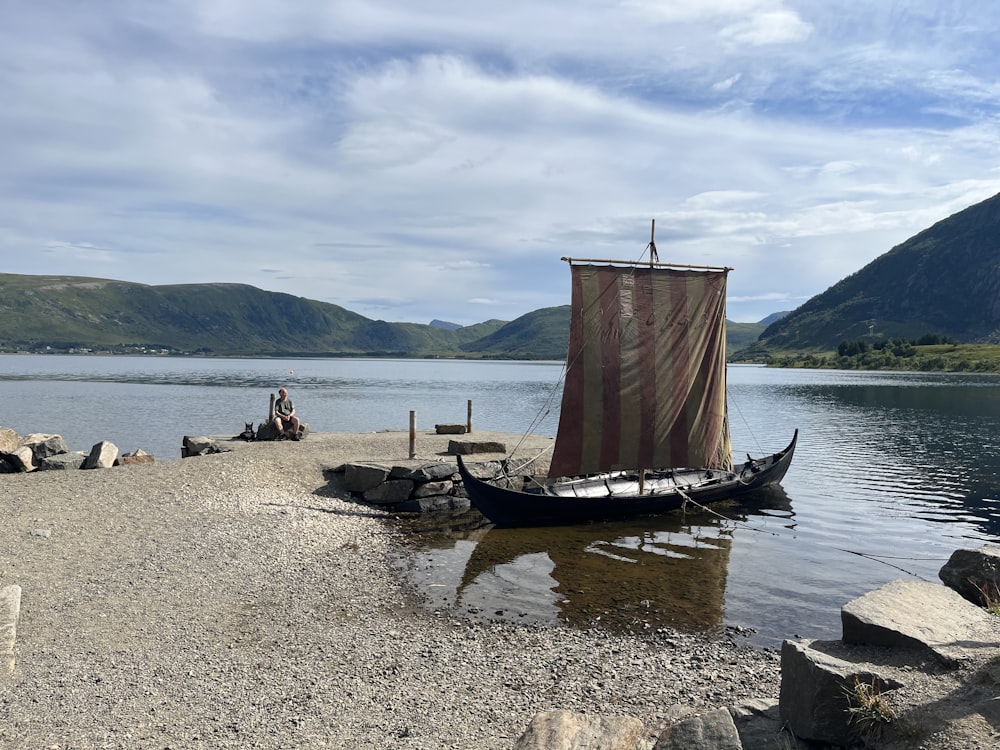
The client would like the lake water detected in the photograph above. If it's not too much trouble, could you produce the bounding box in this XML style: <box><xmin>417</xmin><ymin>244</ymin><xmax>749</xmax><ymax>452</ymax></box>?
<box><xmin>3</xmin><ymin>354</ymin><xmax>999</xmax><ymax>648</ymax></box>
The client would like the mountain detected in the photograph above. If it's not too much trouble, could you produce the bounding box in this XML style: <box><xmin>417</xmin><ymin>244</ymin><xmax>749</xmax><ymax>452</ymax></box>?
<box><xmin>0</xmin><ymin>274</ymin><xmax>505</xmax><ymax>356</ymax></box>
<box><xmin>461</xmin><ymin>306</ymin><xmax>571</xmax><ymax>360</ymax></box>
<box><xmin>758</xmin><ymin>311</ymin><xmax>790</xmax><ymax>326</ymax></box>
<box><xmin>429</xmin><ymin>319</ymin><xmax>463</xmax><ymax>330</ymax></box>
<box><xmin>756</xmin><ymin>192</ymin><xmax>1000</xmax><ymax>351</ymax></box>
<box><xmin>0</xmin><ymin>272</ymin><xmax>785</xmax><ymax>359</ymax></box>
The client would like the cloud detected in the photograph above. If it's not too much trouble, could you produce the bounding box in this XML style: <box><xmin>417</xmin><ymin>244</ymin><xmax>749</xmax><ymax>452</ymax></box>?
<box><xmin>2</xmin><ymin>1</ymin><xmax>1000</xmax><ymax>327</ymax></box>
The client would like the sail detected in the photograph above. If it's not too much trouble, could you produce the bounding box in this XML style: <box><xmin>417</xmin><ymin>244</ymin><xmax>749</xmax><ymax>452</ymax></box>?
<box><xmin>549</xmin><ymin>263</ymin><xmax>733</xmax><ymax>478</ymax></box>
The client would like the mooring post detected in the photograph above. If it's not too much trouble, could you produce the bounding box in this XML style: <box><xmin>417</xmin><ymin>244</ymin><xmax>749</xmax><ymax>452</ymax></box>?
<box><xmin>409</xmin><ymin>410</ymin><xmax>416</xmax><ymax>459</ymax></box>
<box><xmin>467</xmin><ymin>399</ymin><xmax>473</xmax><ymax>434</ymax></box>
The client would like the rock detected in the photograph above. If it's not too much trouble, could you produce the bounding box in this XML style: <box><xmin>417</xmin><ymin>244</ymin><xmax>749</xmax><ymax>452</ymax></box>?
<box><xmin>82</xmin><ymin>440</ymin><xmax>119</xmax><ymax>469</ymax></box>
<box><xmin>22</xmin><ymin>433</ymin><xmax>70</xmax><ymax>459</ymax></box>
<box><xmin>729</xmin><ymin>699</ymin><xmax>813</xmax><ymax>750</ymax></box>
<box><xmin>448</xmin><ymin>440</ymin><xmax>506</xmax><ymax>455</ymax></box>
<box><xmin>38</xmin><ymin>452</ymin><xmax>86</xmax><ymax>471</ymax></box>
<box><xmin>413</xmin><ymin>480</ymin><xmax>453</xmax><ymax>498</ymax></box>
<box><xmin>435</xmin><ymin>424</ymin><xmax>467</xmax><ymax>434</ymax></box>
<box><xmin>399</xmin><ymin>495</ymin><xmax>471</xmax><ymax>513</ymax></box>
<box><xmin>116</xmin><ymin>449</ymin><xmax>156</xmax><ymax>466</ymax></box>
<box><xmin>841</xmin><ymin>579</ymin><xmax>999</xmax><ymax>666</ymax></box>
<box><xmin>513</xmin><ymin>709</ymin><xmax>646</xmax><ymax>750</ymax></box>
<box><xmin>411</xmin><ymin>463</ymin><xmax>458</xmax><ymax>482</ymax></box>
<box><xmin>654</xmin><ymin>707</ymin><xmax>742</xmax><ymax>750</ymax></box>
<box><xmin>344</xmin><ymin>463</ymin><xmax>391</xmax><ymax>493</ymax></box>
<box><xmin>1</xmin><ymin>585</ymin><xmax>21</xmax><ymax>679</ymax></box>
<box><xmin>0</xmin><ymin>427</ymin><xmax>18</xmax><ymax>453</ymax></box>
<box><xmin>363</xmin><ymin>479</ymin><xmax>415</xmax><ymax>504</ymax></box>
<box><xmin>779</xmin><ymin>639</ymin><xmax>900</xmax><ymax>747</ymax></box>
<box><xmin>8</xmin><ymin>446</ymin><xmax>37</xmax><ymax>472</ymax></box>
<box><xmin>182</xmin><ymin>436</ymin><xmax>229</xmax><ymax>457</ymax></box>
<box><xmin>939</xmin><ymin>545</ymin><xmax>1000</xmax><ymax>606</ymax></box>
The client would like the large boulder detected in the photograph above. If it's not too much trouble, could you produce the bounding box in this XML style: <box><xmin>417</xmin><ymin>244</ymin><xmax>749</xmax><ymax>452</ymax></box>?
<box><xmin>939</xmin><ymin>545</ymin><xmax>1000</xmax><ymax>607</ymax></box>
<box><xmin>344</xmin><ymin>463</ymin><xmax>391</xmax><ymax>493</ymax></box>
<box><xmin>513</xmin><ymin>709</ymin><xmax>646</xmax><ymax>750</ymax></box>
<box><xmin>22</xmin><ymin>433</ymin><xmax>70</xmax><ymax>460</ymax></box>
<box><xmin>841</xmin><ymin>579</ymin><xmax>999</xmax><ymax>666</ymax></box>
<box><xmin>82</xmin><ymin>441</ymin><xmax>119</xmax><ymax>469</ymax></box>
<box><xmin>779</xmin><ymin>639</ymin><xmax>901</xmax><ymax>747</ymax></box>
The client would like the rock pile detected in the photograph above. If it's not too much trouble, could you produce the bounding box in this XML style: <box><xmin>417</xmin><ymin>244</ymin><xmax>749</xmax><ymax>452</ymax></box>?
<box><xmin>327</xmin><ymin>439</ymin><xmax>519</xmax><ymax>514</ymax></box>
<box><xmin>0</xmin><ymin>426</ymin><xmax>153</xmax><ymax>473</ymax></box>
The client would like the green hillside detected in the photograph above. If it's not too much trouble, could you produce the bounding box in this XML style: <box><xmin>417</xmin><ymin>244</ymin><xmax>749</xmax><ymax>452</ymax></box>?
<box><xmin>0</xmin><ymin>273</ymin><xmax>777</xmax><ymax>359</ymax></box>
<box><xmin>752</xmin><ymin>192</ymin><xmax>1000</xmax><ymax>352</ymax></box>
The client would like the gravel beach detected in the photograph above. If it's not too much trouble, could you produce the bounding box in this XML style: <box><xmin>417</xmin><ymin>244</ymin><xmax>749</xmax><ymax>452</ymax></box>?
<box><xmin>1</xmin><ymin>431</ymin><xmax>782</xmax><ymax>749</ymax></box>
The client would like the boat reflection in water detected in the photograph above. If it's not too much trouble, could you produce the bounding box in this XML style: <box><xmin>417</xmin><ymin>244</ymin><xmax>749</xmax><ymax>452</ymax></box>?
<box><xmin>396</xmin><ymin>485</ymin><xmax>794</xmax><ymax>637</ymax></box>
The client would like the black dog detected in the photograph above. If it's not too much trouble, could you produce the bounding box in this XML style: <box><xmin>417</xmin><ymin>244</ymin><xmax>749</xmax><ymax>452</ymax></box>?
<box><xmin>237</xmin><ymin>422</ymin><xmax>256</xmax><ymax>441</ymax></box>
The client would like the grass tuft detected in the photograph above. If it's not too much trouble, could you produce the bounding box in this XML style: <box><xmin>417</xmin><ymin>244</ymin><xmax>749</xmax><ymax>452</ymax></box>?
<box><xmin>845</xmin><ymin>676</ymin><xmax>896</xmax><ymax>744</ymax></box>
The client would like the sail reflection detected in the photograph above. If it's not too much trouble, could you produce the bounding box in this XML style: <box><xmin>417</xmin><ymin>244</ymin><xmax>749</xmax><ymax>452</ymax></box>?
<box><xmin>399</xmin><ymin>486</ymin><xmax>794</xmax><ymax>636</ymax></box>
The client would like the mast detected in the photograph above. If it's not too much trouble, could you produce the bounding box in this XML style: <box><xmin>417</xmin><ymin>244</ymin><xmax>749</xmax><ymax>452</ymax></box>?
<box><xmin>649</xmin><ymin>219</ymin><xmax>658</xmax><ymax>265</ymax></box>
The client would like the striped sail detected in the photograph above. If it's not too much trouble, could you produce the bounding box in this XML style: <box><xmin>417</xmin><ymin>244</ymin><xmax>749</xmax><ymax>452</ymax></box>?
<box><xmin>548</xmin><ymin>263</ymin><xmax>733</xmax><ymax>478</ymax></box>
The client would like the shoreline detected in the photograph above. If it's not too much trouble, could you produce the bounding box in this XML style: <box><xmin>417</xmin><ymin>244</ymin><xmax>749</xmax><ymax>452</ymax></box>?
<box><xmin>1</xmin><ymin>431</ymin><xmax>781</xmax><ymax>748</ymax></box>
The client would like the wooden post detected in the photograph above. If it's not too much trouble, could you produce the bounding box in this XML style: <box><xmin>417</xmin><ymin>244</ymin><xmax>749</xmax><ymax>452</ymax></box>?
<box><xmin>467</xmin><ymin>399</ymin><xmax>473</xmax><ymax>434</ymax></box>
<box><xmin>409</xmin><ymin>410</ymin><xmax>416</xmax><ymax>459</ymax></box>
<box><xmin>268</xmin><ymin>393</ymin><xmax>276</xmax><ymax>423</ymax></box>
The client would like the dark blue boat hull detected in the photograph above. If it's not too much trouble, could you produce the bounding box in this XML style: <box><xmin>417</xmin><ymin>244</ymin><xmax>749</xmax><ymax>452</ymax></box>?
<box><xmin>457</xmin><ymin>430</ymin><xmax>798</xmax><ymax>527</ymax></box>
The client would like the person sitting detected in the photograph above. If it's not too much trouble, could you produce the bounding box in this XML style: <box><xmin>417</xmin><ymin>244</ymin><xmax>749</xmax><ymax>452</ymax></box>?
<box><xmin>273</xmin><ymin>387</ymin><xmax>301</xmax><ymax>440</ymax></box>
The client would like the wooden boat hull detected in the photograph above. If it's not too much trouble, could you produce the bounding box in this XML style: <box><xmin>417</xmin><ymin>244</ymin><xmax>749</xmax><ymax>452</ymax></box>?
<box><xmin>457</xmin><ymin>430</ymin><xmax>798</xmax><ymax>527</ymax></box>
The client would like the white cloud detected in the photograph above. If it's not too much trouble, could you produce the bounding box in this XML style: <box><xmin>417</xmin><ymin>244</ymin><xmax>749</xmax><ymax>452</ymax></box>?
<box><xmin>1</xmin><ymin>1</ymin><xmax>1000</xmax><ymax>326</ymax></box>
<box><xmin>720</xmin><ymin>10</ymin><xmax>813</xmax><ymax>46</ymax></box>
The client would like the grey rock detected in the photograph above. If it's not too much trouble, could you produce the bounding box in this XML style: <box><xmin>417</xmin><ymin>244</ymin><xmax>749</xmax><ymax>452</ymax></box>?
<box><xmin>654</xmin><ymin>707</ymin><xmax>742</xmax><ymax>750</ymax></box>
<box><xmin>38</xmin><ymin>452</ymin><xmax>86</xmax><ymax>471</ymax></box>
<box><xmin>939</xmin><ymin>545</ymin><xmax>1000</xmax><ymax>606</ymax></box>
<box><xmin>779</xmin><ymin>638</ymin><xmax>899</xmax><ymax>748</ymax></box>
<box><xmin>513</xmin><ymin>709</ymin><xmax>646</xmax><ymax>750</ymax></box>
<box><xmin>82</xmin><ymin>440</ymin><xmax>119</xmax><ymax>469</ymax></box>
<box><xmin>412</xmin><ymin>462</ymin><xmax>458</xmax><ymax>481</ymax></box>
<box><xmin>363</xmin><ymin>479</ymin><xmax>414</xmax><ymax>504</ymax></box>
<box><xmin>841</xmin><ymin>579</ymin><xmax>999</xmax><ymax>666</ymax></box>
<box><xmin>344</xmin><ymin>462</ymin><xmax>391</xmax><ymax>492</ymax></box>
<box><xmin>22</xmin><ymin>433</ymin><xmax>70</xmax><ymax>459</ymax></box>
<box><xmin>413</xmin><ymin>479</ymin><xmax>453</xmax><ymax>498</ymax></box>
<box><xmin>448</xmin><ymin>440</ymin><xmax>506</xmax><ymax>455</ymax></box>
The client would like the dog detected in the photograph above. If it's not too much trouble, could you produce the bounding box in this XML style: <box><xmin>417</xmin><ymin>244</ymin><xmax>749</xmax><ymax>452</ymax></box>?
<box><xmin>237</xmin><ymin>422</ymin><xmax>256</xmax><ymax>441</ymax></box>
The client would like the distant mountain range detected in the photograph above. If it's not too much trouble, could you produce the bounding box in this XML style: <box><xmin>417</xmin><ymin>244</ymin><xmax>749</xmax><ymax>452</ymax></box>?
<box><xmin>6</xmin><ymin>192</ymin><xmax>996</xmax><ymax>359</ymax></box>
<box><xmin>0</xmin><ymin>273</ymin><xmax>766</xmax><ymax>359</ymax></box>
<box><xmin>751</xmin><ymin>191</ymin><xmax>1000</xmax><ymax>352</ymax></box>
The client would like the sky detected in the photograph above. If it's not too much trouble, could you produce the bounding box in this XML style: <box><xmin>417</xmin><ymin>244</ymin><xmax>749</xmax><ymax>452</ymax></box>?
<box><xmin>3</xmin><ymin>1</ymin><xmax>1000</xmax><ymax>326</ymax></box>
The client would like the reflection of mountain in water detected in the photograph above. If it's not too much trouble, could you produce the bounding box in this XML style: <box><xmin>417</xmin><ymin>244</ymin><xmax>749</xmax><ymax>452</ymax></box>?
<box><xmin>444</xmin><ymin>486</ymin><xmax>795</xmax><ymax>636</ymax></box>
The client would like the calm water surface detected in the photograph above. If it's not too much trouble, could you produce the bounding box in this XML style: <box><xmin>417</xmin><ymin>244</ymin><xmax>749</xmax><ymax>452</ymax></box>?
<box><xmin>3</xmin><ymin>355</ymin><xmax>999</xmax><ymax>648</ymax></box>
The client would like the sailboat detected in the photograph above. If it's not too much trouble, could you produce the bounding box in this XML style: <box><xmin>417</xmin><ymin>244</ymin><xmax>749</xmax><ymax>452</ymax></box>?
<box><xmin>457</xmin><ymin>221</ymin><xmax>797</xmax><ymax>527</ymax></box>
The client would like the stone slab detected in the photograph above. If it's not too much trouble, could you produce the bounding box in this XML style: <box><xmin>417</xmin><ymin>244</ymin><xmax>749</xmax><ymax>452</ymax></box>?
<box><xmin>841</xmin><ymin>579</ymin><xmax>1000</xmax><ymax>666</ymax></box>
